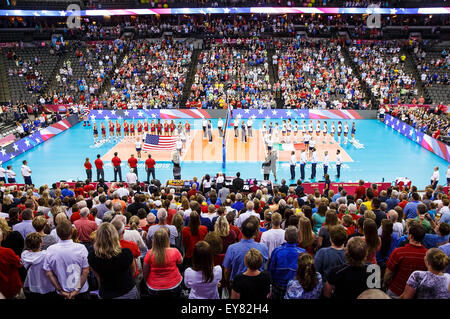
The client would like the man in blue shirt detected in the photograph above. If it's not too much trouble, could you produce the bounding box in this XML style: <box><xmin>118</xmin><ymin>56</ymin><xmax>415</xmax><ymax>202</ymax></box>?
<box><xmin>61</xmin><ymin>183</ymin><xmax>75</xmax><ymax>198</ymax></box>
<box><xmin>12</xmin><ymin>209</ymin><xmax>35</xmax><ymax>239</ymax></box>
<box><xmin>231</xmin><ymin>193</ymin><xmax>244</xmax><ymax>212</ymax></box>
<box><xmin>386</xmin><ymin>190</ymin><xmax>400</xmax><ymax>211</ymax></box>
<box><xmin>423</xmin><ymin>223</ymin><xmax>450</xmax><ymax>249</ymax></box>
<box><xmin>269</xmin><ymin>226</ymin><xmax>305</xmax><ymax>299</ymax></box>
<box><xmin>223</xmin><ymin>216</ymin><xmax>268</xmax><ymax>284</ymax></box>
<box><xmin>403</xmin><ymin>192</ymin><xmax>421</xmax><ymax>219</ymax></box>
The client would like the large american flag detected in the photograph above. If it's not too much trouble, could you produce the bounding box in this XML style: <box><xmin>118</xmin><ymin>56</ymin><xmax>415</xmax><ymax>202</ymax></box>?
<box><xmin>142</xmin><ymin>134</ymin><xmax>177</xmax><ymax>151</ymax></box>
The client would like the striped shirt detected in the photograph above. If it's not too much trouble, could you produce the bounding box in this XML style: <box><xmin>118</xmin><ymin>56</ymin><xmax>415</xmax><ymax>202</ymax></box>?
<box><xmin>386</xmin><ymin>243</ymin><xmax>428</xmax><ymax>296</ymax></box>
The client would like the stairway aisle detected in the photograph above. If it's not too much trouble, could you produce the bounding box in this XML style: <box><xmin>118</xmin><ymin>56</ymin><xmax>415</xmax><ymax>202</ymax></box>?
<box><xmin>179</xmin><ymin>48</ymin><xmax>200</xmax><ymax>108</ymax></box>
<box><xmin>0</xmin><ymin>54</ymin><xmax>11</xmax><ymax>103</ymax></box>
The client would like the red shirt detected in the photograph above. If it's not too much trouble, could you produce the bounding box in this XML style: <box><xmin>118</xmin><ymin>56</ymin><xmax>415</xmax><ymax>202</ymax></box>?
<box><xmin>94</xmin><ymin>158</ymin><xmax>104</xmax><ymax>169</ymax></box>
<box><xmin>144</xmin><ymin>248</ymin><xmax>182</xmax><ymax>290</ymax></box>
<box><xmin>145</xmin><ymin>158</ymin><xmax>155</xmax><ymax>169</ymax></box>
<box><xmin>398</xmin><ymin>200</ymin><xmax>408</xmax><ymax>210</ymax></box>
<box><xmin>386</xmin><ymin>243</ymin><xmax>428</xmax><ymax>296</ymax></box>
<box><xmin>355</xmin><ymin>186</ymin><xmax>366</xmax><ymax>199</ymax></box>
<box><xmin>182</xmin><ymin>226</ymin><xmax>208</xmax><ymax>258</ymax></box>
<box><xmin>74</xmin><ymin>217</ymin><xmax>98</xmax><ymax>242</ymax></box>
<box><xmin>84</xmin><ymin>162</ymin><xmax>92</xmax><ymax>170</ymax></box>
<box><xmin>128</xmin><ymin>157</ymin><xmax>138</xmax><ymax>168</ymax></box>
<box><xmin>166</xmin><ymin>208</ymin><xmax>177</xmax><ymax>225</ymax></box>
<box><xmin>0</xmin><ymin>247</ymin><xmax>22</xmax><ymax>299</ymax></box>
<box><xmin>70</xmin><ymin>211</ymin><xmax>95</xmax><ymax>224</ymax></box>
<box><xmin>120</xmin><ymin>239</ymin><xmax>140</xmax><ymax>278</ymax></box>
<box><xmin>84</xmin><ymin>184</ymin><xmax>95</xmax><ymax>193</ymax></box>
<box><xmin>112</xmin><ymin>156</ymin><xmax>121</xmax><ymax>167</ymax></box>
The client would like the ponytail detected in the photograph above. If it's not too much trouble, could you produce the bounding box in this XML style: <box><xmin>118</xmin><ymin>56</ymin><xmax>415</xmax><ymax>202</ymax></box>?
<box><xmin>295</xmin><ymin>253</ymin><xmax>318</xmax><ymax>292</ymax></box>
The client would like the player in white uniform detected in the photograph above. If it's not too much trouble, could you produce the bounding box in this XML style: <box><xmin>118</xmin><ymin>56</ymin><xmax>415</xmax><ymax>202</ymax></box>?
<box><xmin>135</xmin><ymin>138</ymin><xmax>142</xmax><ymax>159</ymax></box>
<box><xmin>303</xmin><ymin>131</ymin><xmax>311</xmax><ymax>157</ymax></box>
<box><xmin>343</xmin><ymin>122</ymin><xmax>349</xmax><ymax>145</ymax></box>
<box><xmin>217</xmin><ymin>117</ymin><xmax>224</xmax><ymax>138</ymax></box>
<box><xmin>247</xmin><ymin>117</ymin><xmax>253</xmax><ymax>138</ymax></box>
<box><xmin>274</xmin><ymin>123</ymin><xmax>279</xmax><ymax>143</ymax></box>
<box><xmin>337</xmin><ymin>121</ymin><xmax>342</xmax><ymax>144</ymax></box>
<box><xmin>233</xmin><ymin>118</ymin><xmax>239</xmax><ymax>138</ymax></box>
<box><xmin>315</xmin><ymin>121</ymin><xmax>321</xmax><ymax>138</ymax></box>
<box><xmin>261</xmin><ymin>120</ymin><xmax>267</xmax><ymax>137</ymax></box>
<box><xmin>308</xmin><ymin>121</ymin><xmax>313</xmax><ymax>136</ymax></box>
<box><xmin>330</xmin><ymin>122</ymin><xmax>336</xmax><ymax>142</ymax></box>
<box><xmin>281</xmin><ymin>120</ymin><xmax>287</xmax><ymax>143</ymax></box>
<box><xmin>301</xmin><ymin>120</ymin><xmax>307</xmax><ymax>137</ymax></box>
<box><xmin>322</xmin><ymin>121</ymin><xmax>328</xmax><ymax>144</ymax></box>
<box><xmin>293</xmin><ymin>121</ymin><xmax>299</xmax><ymax>143</ymax></box>
<box><xmin>287</xmin><ymin>119</ymin><xmax>292</xmax><ymax>143</ymax></box>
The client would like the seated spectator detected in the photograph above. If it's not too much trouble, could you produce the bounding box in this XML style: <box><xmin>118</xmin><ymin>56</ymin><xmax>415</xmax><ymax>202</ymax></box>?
<box><xmin>88</xmin><ymin>222</ymin><xmax>138</xmax><ymax>299</ymax></box>
<box><xmin>231</xmin><ymin>248</ymin><xmax>271</xmax><ymax>300</ymax></box>
<box><xmin>184</xmin><ymin>241</ymin><xmax>222</xmax><ymax>299</ymax></box>
<box><xmin>284</xmin><ymin>253</ymin><xmax>323</xmax><ymax>299</ymax></box>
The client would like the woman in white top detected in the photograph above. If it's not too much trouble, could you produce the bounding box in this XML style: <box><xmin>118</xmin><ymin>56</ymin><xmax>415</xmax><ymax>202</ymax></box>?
<box><xmin>217</xmin><ymin>118</ymin><xmax>224</xmax><ymax>138</ymax></box>
<box><xmin>184</xmin><ymin>241</ymin><xmax>222</xmax><ymax>299</ymax></box>
<box><xmin>202</xmin><ymin>174</ymin><xmax>212</xmax><ymax>193</ymax></box>
<box><xmin>135</xmin><ymin>138</ymin><xmax>142</xmax><ymax>159</ymax></box>
<box><xmin>234</xmin><ymin>118</ymin><xmax>239</xmax><ymax>138</ymax></box>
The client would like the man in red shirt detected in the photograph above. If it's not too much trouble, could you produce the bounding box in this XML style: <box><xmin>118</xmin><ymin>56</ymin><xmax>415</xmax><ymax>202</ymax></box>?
<box><xmin>383</xmin><ymin>223</ymin><xmax>427</xmax><ymax>299</ymax></box>
<box><xmin>0</xmin><ymin>228</ymin><xmax>22</xmax><ymax>299</ymax></box>
<box><xmin>94</xmin><ymin>154</ymin><xmax>104</xmax><ymax>182</ymax></box>
<box><xmin>145</xmin><ymin>154</ymin><xmax>156</xmax><ymax>183</ymax></box>
<box><xmin>128</xmin><ymin>154</ymin><xmax>138</xmax><ymax>179</ymax></box>
<box><xmin>73</xmin><ymin>208</ymin><xmax>98</xmax><ymax>243</ymax></box>
<box><xmin>354</xmin><ymin>180</ymin><xmax>366</xmax><ymax>200</ymax></box>
<box><xmin>112</xmin><ymin>152</ymin><xmax>122</xmax><ymax>182</ymax></box>
<box><xmin>84</xmin><ymin>158</ymin><xmax>92</xmax><ymax>182</ymax></box>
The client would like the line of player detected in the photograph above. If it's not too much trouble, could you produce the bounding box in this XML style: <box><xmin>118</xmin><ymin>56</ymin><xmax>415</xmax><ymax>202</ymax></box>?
<box><xmin>91</xmin><ymin>119</ymin><xmax>193</xmax><ymax>144</ymax></box>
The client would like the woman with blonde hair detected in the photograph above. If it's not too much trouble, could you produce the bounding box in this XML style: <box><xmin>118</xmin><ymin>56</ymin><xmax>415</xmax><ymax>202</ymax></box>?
<box><xmin>143</xmin><ymin>228</ymin><xmax>183</xmax><ymax>298</ymax></box>
<box><xmin>298</xmin><ymin>217</ymin><xmax>317</xmax><ymax>255</ymax></box>
<box><xmin>124</xmin><ymin>215</ymin><xmax>148</xmax><ymax>258</ymax></box>
<box><xmin>88</xmin><ymin>222</ymin><xmax>138</xmax><ymax>299</ymax></box>
<box><xmin>214</xmin><ymin>216</ymin><xmax>237</xmax><ymax>253</ymax></box>
<box><xmin>0</xmin><ymin>217</ymin><xmax>24</xmax><ymax>256</ymax></box>
<box><xmin>285</xmin><ymin>253</ymin><xmax>322</xmax><ymax>299</ymax></box>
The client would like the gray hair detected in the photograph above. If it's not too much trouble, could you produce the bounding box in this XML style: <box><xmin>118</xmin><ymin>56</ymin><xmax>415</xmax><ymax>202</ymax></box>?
<box><xmin>77</xmin><ymin>200</ymin><xmax>87</xmax><ymax>209</ymax></box>
<box><xmin>113</xmin><ymin>202</ymin><xmax>122</xmax><ymax>212</ymax></box>
<box><xmin>285</xmin><ymin>226</ymin><xmax>298</xmax><ymax>244</ymax></box>
<box><xmin>80</xmin><ymin>207</ymin><xmax>90</xmax><ymax>217</ymax></box>
<box><xmin>157</xmin><ymin>208</ymin><xmax>167</xmax><ymax>221</ymax></box>
<box><xmin>112</xmin><ymin>214</ymin><xmax>126</xmax><ymax>225</ymax></box>
<box><xmin>391</xmin><ymin>190</ymin><xmax>398</xmax><ymax>198</ymax></box>
<box><xmin>246</xmin><ymin>201</ymin><xmax>254</xmax><ymax>210</ymax></box>
<box><xmin>388</xmin><ymin>210</ymin><xmax>398</xmax><ymax>222</ymax></box>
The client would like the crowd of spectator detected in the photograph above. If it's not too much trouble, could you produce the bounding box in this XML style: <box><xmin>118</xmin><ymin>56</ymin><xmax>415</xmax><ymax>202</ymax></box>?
<box><xmin>349</xmin><ymin>40</ymin><xmax>418</xmax><ymax>105</ymax></box>
<box><xmin>0</xmin><ymin>175</ymin><xmax>449</xmax><ymax>299</ymax></box>
<box><xmin>188</xmin><ymin>39</ymin><xmax>275</xmax><ymax>109</ymax></box>
<box><xmin>383</xmin><ymin>105</ymin><xmax>450</xmax><ymax>143</ymax></box>
<box><xmin>274</xmin><ymin>38</ymin><xmax>367</xmax><ymax>109</ymax></box>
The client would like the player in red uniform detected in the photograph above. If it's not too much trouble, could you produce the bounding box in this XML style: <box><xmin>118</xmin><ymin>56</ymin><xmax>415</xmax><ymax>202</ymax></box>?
<box><xmin>100</xmin><ymin>122</ymin><xmax>107</xmax><ymax>141</ymax></box>
<box><xmin>123</xmin><ymin>120</ymin><xmax>129</xmax><ymax>138</ymax></box>
<box><xmin>169</xmin><ymin>120</ymin><xmax>176</xmax><ymax>136</ymax></box>
<box><xmin>129</xmin><ymin>121</ymin><xmax>135</xmax><ymax>139</ymax></box>
<box><xmin>137</xmin><ymin>120</ymin><xmax>143</xmax><ymax>138</ymax></box>
<box><xmin>156</xmin><ymin>119</ymin><xmax>162</xmax><ymax>135</ymax></box>
<box><xmin>116</xmin><ymin>120</ymin><xmax>121</xmax><ymax>141</ymax></box>
<box><xmin>185</xmin><ymin>121</ymin><xmax>191</xmax><ymax>135</ymax></box>
<box><xmin>143</xmin><ymin>119</ymin><xmax>149</xmax><ymax>135</ymax></box>
<box><xmin>109</xmin><ymin>120</ymin><xmax>115</xmax><ymax>140</ymax></box>
<box><xmin>163</xmin><ymin>121</ymin><xmax>169</xmax><ymax>136</ymax></box>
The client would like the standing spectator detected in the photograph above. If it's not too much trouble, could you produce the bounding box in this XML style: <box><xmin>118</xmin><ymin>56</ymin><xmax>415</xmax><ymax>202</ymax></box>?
<box><xmin>145</xmin><ymin>154</ymin><xmax>156</xmax><ymax>183</ymax></box>
<box><xmin>317</xmin><ymin>211</ymin><xmax>339</xmax><ymax>249</ymax></box>
<box><xmin>232</xmin><ymin>172</ymin><xmax>244</xmax><ymax>193</ymax></box>
<box><xmin>12</xmin><ymin>208</ymin><xmax>35</xmax><ymax>239</ymax></box>
<box><xmin>354</xmin><ymin>180</ymin><xmax>366</xmax><ymax>200</ymax></box>
<box><xmin>0</xmin><ymin>227</ymin><xmax>22</xmax><ymax>299</ymax></box>
<box><xmin>172</xmin><ymin>150</ymin><xmax>181</xmax><ymax>180</ymax></box>
<box><xmin>231</xmin><ymin>248</ymin><xmax>271</xmax><ymax>300</ymax></box>
<box><xmin>21</xmin><ymin>232</ymin><xmax>55</xmax><ymax>298</ymax></box>
<box><xmin>386</xmin><ymin>190</ymin><xmax>400</xmax><ymax>211</ymax></box>
<box><xmin>260</xmin><ymin>212</ymin><xmax>285</xmax><ymax>258</ymax></box>
<box><xmin>324</xmin><ymin>237</ymin><xmax>371</xmax><ymax>299</ymax></box>
<box><xmin>112</xmin><ymin>152</ymin><xmax>122</xmax><ymax>182</ymax></box>
<box><xmin>126</xmin><ymin>169</ymin><xmax>138</xmax><ymax>185</ymax></box>
<box><xmin>289</xmin><ymin>151</ymin><xmax>296</xmax><ymax>181</ymax></box>
<box><xmin>363</xmin><ymin>219</ymin><xmax>381</xmax><ymax>265</ymax></box>
<box><xmin>88</xmin><ymin>223</ymin><xmax>138</xmax><ymax>299</ymax></box>
<box><xmin>84</xmin><ymin>158</ymin><xmax>92</xmax><ymax>182</ymax></box>
<box><xmin>383</xmin><ymin>223</ymin><xmax>428</xmax><ymax>299</ymax></box>
<box><xmin>269</xmin><ymin>226</ymin><xmax>305</xmax><ymax>299</ymax></box>
<box><xmin>0</xmin><ymin>164</ymin><xmax>6</xmax><ymax>183</ymax></box>
<box><xmin>73</xmin><ymin>207</ymin><xmax>98</xmax><ymax>244</ymax></box>
<box><xmin>146</xmin><ymin>208</ymin><xmax>178</xmax><ymax>248</ymax></box>
<box><xmin>314</xmin><ymin>225</ymin><xmax>347</xmax><ymax>283</ymax></box>
<box><xmin>400</xmin><ymin>248</ymin><xmax>449</xmax><ymax>299</ymax></box>
<box><xmin>32</xmin><ymin>216</ymin><xmax>57</xmax><ymax>250</ymax></box>
<box><xmin>21</xmin><ymin>160</ymin><xmax>32</xmax><ymax>185</ymax></box>
<box><xmin>184</xmin><ymin>241</ymin><xmax>222</xmax><ymax>299</ymax></box>
<box><xmin>235</xmin><ymin>201</ymin><xmax>260</xmax><ymax>228</ymax></box>
<box><xmin>142</xmin><ymin>228</ymin><xmax>183</xmax><ymax>298</ymax></box>
<box><xmin>223</xmin><ymin>217</ymin><xmax>269</xmax><ymax>284</ymax></box>
<box><xmin>284</xmin><ymin>253</ymin><xmax>323</xmax><ymax>299</ymax></box>
<box><xmin>376</xmin><ymin>219</ymin><xmax>400</xmax><ymax>270</ymax></box>
<box><xmin>403</xmin><ymin>193</ymin><xmax>421</xmax><ymax>219</ymax></box>
<box><xmin>182</xmin><ymin>212</ymin><xmax>208</xmax><ymax>267</ymax></box>
<box><xmin>94</xmin><ymin>154</ymin><xmax>104</xmax><ymax>182</ymax></box>
<box><xmin>43</xmin><ymin>219</ymin><xmax>90</xmax><ymax>299</ymax></box>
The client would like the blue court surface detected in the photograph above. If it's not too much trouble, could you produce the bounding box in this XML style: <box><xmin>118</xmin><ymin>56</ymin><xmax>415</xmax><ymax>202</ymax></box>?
<box><xmin>3</xmin><ymin>118</ymin><xmax>448</xmax><ymax>188</ymax></box>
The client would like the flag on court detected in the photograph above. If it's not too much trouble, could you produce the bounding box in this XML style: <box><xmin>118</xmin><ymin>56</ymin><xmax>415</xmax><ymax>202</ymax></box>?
<box><xmin>142</xmin><ymin>134</ymin><xmax>177</xmax><ymax>151</ymax></box>
<box><xmin>273</xmin><ymin>143</ymin><xmax>296</xmax><ymax>151</ymax></box>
